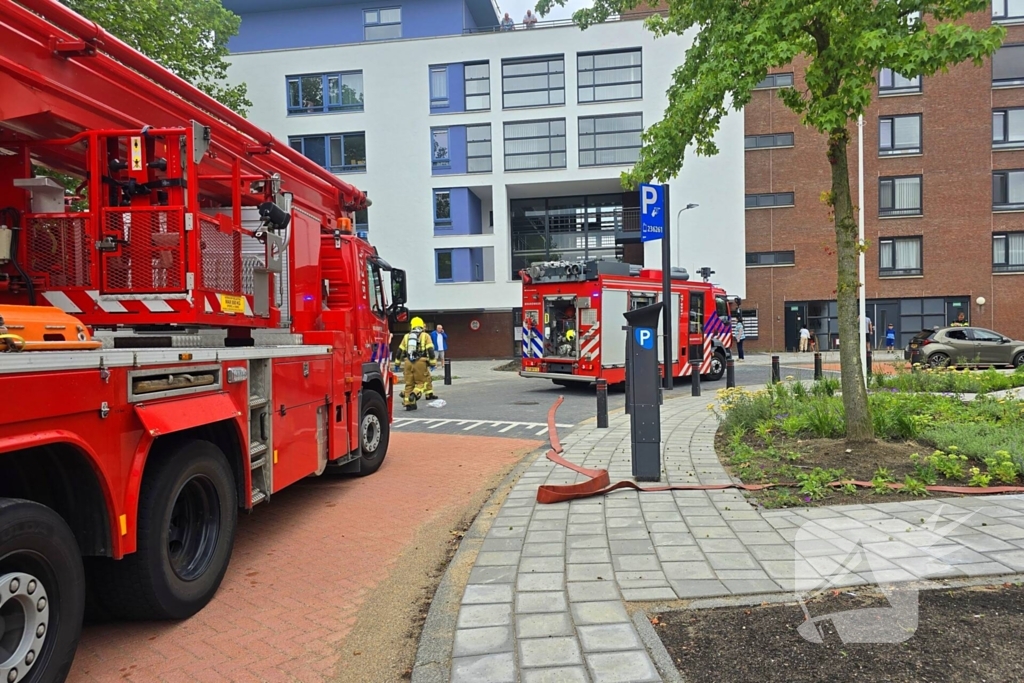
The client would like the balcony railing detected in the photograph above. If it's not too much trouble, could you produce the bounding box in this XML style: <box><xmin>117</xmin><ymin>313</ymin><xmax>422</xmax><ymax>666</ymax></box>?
<box><xmin>462</xmin><ymin>10</ymin><xmax>662</xmax><ymax>34</ymax></box>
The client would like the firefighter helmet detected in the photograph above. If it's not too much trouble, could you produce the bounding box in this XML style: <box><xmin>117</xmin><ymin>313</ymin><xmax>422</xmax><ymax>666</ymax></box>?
<box><xmin>410</xmin><ymin>316</ymin><xmax>425</xmax><ymax>329</ymax></box>
<box><xmin>565</xmin><ymin>329</ymin><xmax>576</xmax><ymax>341</ymax></box>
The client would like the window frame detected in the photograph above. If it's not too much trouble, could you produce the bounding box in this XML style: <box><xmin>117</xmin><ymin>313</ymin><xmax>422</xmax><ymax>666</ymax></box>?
<box><xmin>431</xmin><ymin>127</ymin><xmax>450</xmax><ymax>169</ymax></box>
<box><xmin>288</xmin><ymin>133</ymin><xmax>366</xmax><ymax>173</ymax></box>
<box><xmin>878</xmin><ymin>114</ymin><xmax>922</xmax><ymax>156</ymax></box>
<box><xmin>878</xmin><ymin>68</ymin><xmax>922</xmax><ymax>95</ymax></box>
<box><xmin>433</xmin><ymin>189</ymin><xmax>452</xmax><ymax>228</ymax></box>
<box><xmin>435</xmin><ymin>249</ymin><xmax>454</xmax><ymax>282</ymax></box>
<box><xmin>503</xmin><ymin>118</ymin><xmax>567</xmax><ymax>171</ymax></box>
<box><xmin>430</xmin><ymin>66</ymin><xmax>449</xmax><ymax>108</ymax></box>
<box><xmin>993</xmin><ymin>107</ymin><xmax>1024</xmax><ymax>148</ymax></box>
<box><xmin>993</xmin><ymin>43</ymin><xmax>1024</xmax><ymax>87</ymax></box>
<box><xmin>878</xmin><ymin>175</ymin><xmax>923</xmax><ymax>217</ymax></box>
<box><xmin>753</xmin><ymin>73</ymin><xmax>795</xmax><ymax>90</ymax></box>
<box><xmin>745</xmin><ymin>251</ymin><xmax>795</xmax><ymax>267</ymax></box>
<box><xmin>993</xmin><ymin>231</ymin><xmax>1024</xmax><ymax>272</ymax></box>
<box><xmin>577</xmin><ymin>48</ymin><xmax>643</xmax><ymax>104</ymax></box>
<box><xmin>286</xmin><ymin>71</ymin><xmax>364</xmax><ymax>115</ymax></box>
<box><xmin>878</xmin><ymin>236</ymin><xmax>923</xmax><ymax>277</ymax></box>
<box><xmin>466</xmin><ymin>124</ymin><xmax>492</xmax><ymax>173</ymax></box>
<box><xmin>744</xmin><ymin>133</ymin><xmax>795</xmax><ymax>150</ymax></box>
<box><xmin>464</xmin><ymin>61</ymin><xmax>491</xmax><ymax>111</ymax></box>
<box><xmin>993</xmin><ymin>169</ymin><xmax>1024</xmax><ymax>211</ymax></box>
<box><xmin>363</xmin><ymin>7</ymin><xmax>402</xmax><ymax>41</ymax></box>
<box><xmin>744</xmin><ymin>192</ymin><xmax>795</xmax><ymax>209</ymax></box>
<box><xmin>994</xmin><ymin>0</ymin><xmax>1024</xmax><ymax>22</ymax></box>
<box><xmin>501</xmin><ymin>55</ymin><xmax>566</xmax><ymax>110</ymax></box>
<box><xmin>578</xmin><ymin>113</ymin><xmax>643</xmax><ymax>167</ymax></box>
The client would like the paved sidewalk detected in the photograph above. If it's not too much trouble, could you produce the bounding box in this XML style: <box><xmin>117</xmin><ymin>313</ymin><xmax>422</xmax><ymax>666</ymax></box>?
<box><xmin>437</xmin><ymin>392</ymin><xmax>1024</xmax><ymax>683</ymax></box>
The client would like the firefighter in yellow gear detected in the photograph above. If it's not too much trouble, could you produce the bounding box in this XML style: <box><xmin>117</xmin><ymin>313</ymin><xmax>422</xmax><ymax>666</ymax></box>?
<box><xmin>396</xmin><ymin>317</ymin><xmax>436</xmax><ymax>410</ymax></box>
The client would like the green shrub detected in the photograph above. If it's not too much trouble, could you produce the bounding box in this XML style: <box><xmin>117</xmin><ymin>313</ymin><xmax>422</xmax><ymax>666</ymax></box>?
<box><xmin>902</xmin><ymin>475</ymin><xmax>928</xmax><ymax>497</ymax></box>
<box><xmin>983</xmin><ymin>451</ymin><xmax>1019</xmax><ymax>485</ymax></box>
<box><xmin>796</xmin><ymin>467</ymin><xmax>844</xmax><ymax>501</ymax></box>
<box><xmin>803</xmin><ymin>399</ymin><xmax>845</xmax><ymax>438</ymax></box>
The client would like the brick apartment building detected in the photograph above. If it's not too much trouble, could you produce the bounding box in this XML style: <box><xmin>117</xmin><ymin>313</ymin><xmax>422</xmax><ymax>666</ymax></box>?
<box><xmin>628</xmin><ymin>4</ymin><xmax>1024</xmax><ymax>352</ymax></box>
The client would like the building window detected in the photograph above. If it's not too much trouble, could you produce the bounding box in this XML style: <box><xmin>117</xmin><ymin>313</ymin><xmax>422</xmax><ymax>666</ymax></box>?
<box><xmin>879</xmin><ymin>237</ymin><xmax>922</xmax><ymax>277</ymax></box>
<box><xmin>432</xmin><ymin>128</ymin><xmax>450</xmax><ymax>168</ymax></box>
<box><xmin>993</xmin><ymin>108</ymin><xmax>1024</xmax><ymax>148</ymax></box>
<box><xmin>364</xmin><ymin>7</ymin><xmax>401</xmax><ymax>41</ymax></box>
<box><xmin>879</xmin><ymin>115</ymin><xmax>921</xmax><ymax>155</ymax></box>
<box><xmin>430</xmin><ymin>66</ymin><xmax>449</xmax><ymax>108</ymax></box>
<box><xmin>510</xmin><ymin>194</ymin><xmax>624</xmax><ymax>277</ymax></box>
<box><xmin>993</xmin><ymin>170</ymin><xmax>1024</xmax><ymax>210</ymax></box>
<box><xmin>355</xmin><ymin>208</ymin><xmax>369</xmax><ymax>240</ymax></box>
<box><xmin>577</xmin><ymin>49</ymin><xmax>642</xmax><ymax>103</ymax></box>
<box><xmin>744</xmin><ymin>192</ymin><xmax>794</xmax><ymax>209</ymax></box>
<box><xmin>744</xmin><ymin>133</ymin><xmax>794</xmax><ymax>149</ymax></box>
<box><xmin>504</xmin><ymin>119</ymin><xmax>566</xmax><ymax>171</ymax></box>
<box><xmin>433</xmin><ymin>190</ymin><xmax>451</xmax><ymax>226</ymax></box>
<box><xmin>878</xmin><ymin>176</ymin><xmax>922</xmax><ymax>216</ymax></box>
<box><xmin>753</xmin><ymin>73</ymin><xmax>794</xmax><ymax>89</ymax></box>
<box><xmin>289</xmin><ymin>133</ymin><xmax>366</xmax><ymax>172</ymax></box>
<box><xmin>579</xmin><ymin>113</ymin><xmax>642</xmax><ymax>166</ymax></box>
<box><xmin>993</xmin><ymin>232</ymin><xmax>1024</xmax><ymax>272</ymax></box>
<box><xmin>286</xmin><ymin>72</ymin><xmax>363</xmax><ymax>114</ymax></box>
<box><xmin>746</xmin><ymin>251</ymin><xmax>795</xmax><ymax>266</ymax></box>
<box><xmin>878</xmin><ymin>68</ymin><xmax>921</xmax><ymax>95</ymax></box>
<box><xmin>465</xmin><ymin>62</ymin><xmax>490</xmax><ymax>110</ymax></box>
<box><xmin>436</xmin><ymin>250</ymin><xmax>453</xmax><ymax>281</ymax></box>
<box><xmin>467</xmin><ymin>125</ymin><xmax>492</xmax><ymax>173</ymax></box>
<box><xmin>993</xmin><ymin>44</ymin><xmax>1024</xmax><ymax>87</ymax></box>
<box><xmin>502</xmin><ymin>56</ymin><xmax>565</xmax><ymax>109</ymax></box>
<box><xmin>994</xmin><ymin>0</ymin><xmax>1024</xmax><ymax>21</ymax></box>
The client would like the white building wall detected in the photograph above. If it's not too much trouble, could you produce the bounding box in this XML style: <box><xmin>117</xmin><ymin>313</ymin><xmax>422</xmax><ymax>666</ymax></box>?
<box><xmin>227</xmin><ymin>20</ymin><xmax>746</xmax><ymax>312</ymax></box>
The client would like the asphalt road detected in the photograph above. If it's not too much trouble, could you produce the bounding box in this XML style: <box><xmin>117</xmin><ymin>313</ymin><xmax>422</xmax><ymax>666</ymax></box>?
<box><xmin>390</xmin><ymin>360</ymin><xmax>832</xmax><ymax>439</ymax></box>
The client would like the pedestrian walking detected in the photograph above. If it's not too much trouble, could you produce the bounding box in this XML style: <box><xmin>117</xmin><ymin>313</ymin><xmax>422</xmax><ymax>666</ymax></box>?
<box><xmin>799</xmin><ymin>324</ymin><xmax>811</xmax><ymax>352</ymax></box>
<box><xmin>732</xmin><ymin>315</ymin><xmax>746</xmax><ymax>360</ymax></box>
<box><xmin>885</xmin><ymin>323</ymin><xmax>896</xmax><ymax>351</ymax></box>
<box><xmin>431</xmin><ymin>324</ymin><xmax>448</xmax><ymax>365</ymax></box>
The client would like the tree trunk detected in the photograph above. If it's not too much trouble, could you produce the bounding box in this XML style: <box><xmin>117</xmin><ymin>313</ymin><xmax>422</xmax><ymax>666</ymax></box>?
<box><xmin>827</xmin><ymin>129</ymin><xmax>874</xmax><ymax>442</ymax></box>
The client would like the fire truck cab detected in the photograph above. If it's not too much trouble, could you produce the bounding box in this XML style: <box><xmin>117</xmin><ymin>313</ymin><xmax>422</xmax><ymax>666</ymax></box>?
<box><xmin>519</xmin><ymin>260</ymin><xmax>734</xmax><ymax>386</ymax></box>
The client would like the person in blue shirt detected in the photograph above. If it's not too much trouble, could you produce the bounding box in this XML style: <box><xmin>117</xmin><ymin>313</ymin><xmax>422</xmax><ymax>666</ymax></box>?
<box><xmin>885</xmin><ymin>323</ymin><xmax>896</xmax><ymax>351</ymax></box>
<box><xmin>431</xmin><ymin>324</ymin><xmax>448</xmax><ymax>365</ymax></box>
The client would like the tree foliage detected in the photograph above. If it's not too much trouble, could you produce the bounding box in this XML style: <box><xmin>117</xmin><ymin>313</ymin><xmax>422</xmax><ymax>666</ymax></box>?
<box><xmin>539</xmin><ymin>0</ymin><xmax>1003</xmax><ymax>441</ymax></box>
<box><xmin>62</xmin><ymin>0</ymin><xmax>251</xmax><ymax>115</ymax></box>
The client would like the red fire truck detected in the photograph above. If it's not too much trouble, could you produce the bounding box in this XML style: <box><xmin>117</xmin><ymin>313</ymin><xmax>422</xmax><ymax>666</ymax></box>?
<box><xmin>0</xmin><ymin>3</ymin><xmax>408</xmax><ymax>681</ymax></box>
<box><xmin>519</xmin><ymin>260</ymin><xmax>734</xmax><ymax>385</ymax></box>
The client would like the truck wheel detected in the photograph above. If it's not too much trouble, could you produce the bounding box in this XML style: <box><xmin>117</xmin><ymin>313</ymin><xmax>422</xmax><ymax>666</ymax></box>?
<box><xmin>91</xmin><ymin>440</ymin><xmax>237</xmax><ymax>620</ymax></box>
<box><xmin>704</xmin><ymin>351</ymin><xmax>726</xmax><ymax>382</ymax></box>
<box><xmin>0</xmin><ymin>499</ymin><xmax>84</xmax><ymax>683</ymax></box>
<box><xmin>356</xmin><ymin>391</ymin><xmax>389</xmax><ymax>476</ymax></box>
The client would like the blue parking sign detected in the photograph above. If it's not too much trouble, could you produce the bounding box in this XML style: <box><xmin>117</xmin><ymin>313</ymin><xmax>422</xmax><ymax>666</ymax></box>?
<box><xmin>634</xmin><ymin>327</ymin><xmax>655</xmax><ymax>350</ymax></box>
<box><xmin>639</xmin><ymin>183</ymin><xmax>664</xmax><ymax>243</ymax></box>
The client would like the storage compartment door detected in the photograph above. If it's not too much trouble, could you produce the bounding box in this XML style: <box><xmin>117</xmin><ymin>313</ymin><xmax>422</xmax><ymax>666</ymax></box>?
<box><xmin>657</xmin><ymin>293</ymin><xmax>681</xmax><ymax>365</ymax></box>
<box><xmin>600</xmin><ymin>289</ymin><xmax>628</xmax><ymax>367</ymax></box>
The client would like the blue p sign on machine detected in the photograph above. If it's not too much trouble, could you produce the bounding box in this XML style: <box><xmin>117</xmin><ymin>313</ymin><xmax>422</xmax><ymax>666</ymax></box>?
<box><xmin>639</xmin><ymin>183</ymin><xmax>664</xmax><ymax>243</ymax></box>
<box><xmin>634</xmin><ymin>327</ymin><xmax>655</xmax><ymax>350</ymax></box>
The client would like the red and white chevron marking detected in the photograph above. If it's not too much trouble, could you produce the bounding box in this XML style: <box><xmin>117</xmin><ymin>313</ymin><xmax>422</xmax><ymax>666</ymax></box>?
<box><xmin>580</xmin><ymin>322</ymin><xmax>601</xmax><ymax>363</ymax></box>
<box><xmin>40</xmin><ymin>289</ymin><xmax>255</xmax><ymax>316</ymax></box>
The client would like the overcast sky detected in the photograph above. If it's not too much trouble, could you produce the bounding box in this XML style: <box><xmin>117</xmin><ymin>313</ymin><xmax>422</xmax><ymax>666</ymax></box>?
<box><xmin>495</xmin><ymin>0</ymin><xmax>591</xmax><ymax>21</ymax></box>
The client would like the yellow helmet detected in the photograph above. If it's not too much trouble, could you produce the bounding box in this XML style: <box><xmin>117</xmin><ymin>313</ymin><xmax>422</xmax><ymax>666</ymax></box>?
<box><xmin>410</xmin><ymin>316</ymin><xmax>425</xmax><ymax>329</ymax></box>
<box><xmin>565</xmin><ymin>329</ymin><xmax>576</xmax><ymax>341</ymax></box>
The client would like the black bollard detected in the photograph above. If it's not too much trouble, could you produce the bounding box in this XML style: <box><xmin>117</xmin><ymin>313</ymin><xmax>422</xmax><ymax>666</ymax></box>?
<box><xmin>444</xmin><ymin>358</ymin><xmax>452</xmax><ymax>385</ymax></box>
<box><xmin>771</xmin><ymin>355</ymin><xmax>781</xmax><ymax>384</ymax></box>
<box><xmin>596</xmin><ymin>378</ymin><xmax>609</xmax><ymax>428</ymax></box>
<box><xmin>691</xmin><ymin>359</ymin><xmax>701</xmax><ymax>396</ymax></box>
<box><xmin>726</xmin><ymin>357</ymin><xmax>736</xmax><ymax>388</ymax></box>
<box><xmin>866</xmin><ymin>350</ymin><xmax>872</xmax><ymax>377</ymax></box>
<box><xmin>814</xmin><ymin>352</ymin><xmax>823</xmax><ymax>380</ymax></box>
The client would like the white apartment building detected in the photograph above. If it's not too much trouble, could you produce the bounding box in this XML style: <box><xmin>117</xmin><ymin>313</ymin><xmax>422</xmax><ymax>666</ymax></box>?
<box><xmin>225</xmin><ymin>0</ymin><xmax>745</xmax><ymax>356</ymax></box>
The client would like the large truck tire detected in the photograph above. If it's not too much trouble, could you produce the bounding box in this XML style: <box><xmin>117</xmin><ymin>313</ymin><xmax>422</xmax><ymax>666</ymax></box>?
<box><xmin>0</xmin><ymin>498</ymin><xmax>85</xmax><ymax>683</ymax></box>
<box><xmin>90</xmin><ymin>440</ymin><xmax>237</xmax><ymax>620</ymax></box>
<box><xmin>355</xmin><ymin>391</ymin><xmax>389</xmax><ymax>476</ymax></box>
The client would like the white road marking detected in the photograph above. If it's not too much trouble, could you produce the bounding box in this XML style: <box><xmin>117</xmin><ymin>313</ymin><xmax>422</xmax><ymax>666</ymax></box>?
<box><xmin>428</xmin><ymin>420</ymin><xmax>452</xmax><ymax>429</ymax></box>
<box><xmin>463</xmin><ymin>421</ymin><xmax>485</xmax><ymax>431</ymax></box>
<box><xmin>536</xmin><ymin>427</ymin><xmax>549</xmax><ymax>436</ymax></box>
<box><xmin>394</xmin><ymin>417</ymin><xmax>574</xmax><ymax>432</ymax></box>
<box><xmin>499</xmin><ymin>423</ymin><xmax>517</xmax><ymax>433</ymax></box>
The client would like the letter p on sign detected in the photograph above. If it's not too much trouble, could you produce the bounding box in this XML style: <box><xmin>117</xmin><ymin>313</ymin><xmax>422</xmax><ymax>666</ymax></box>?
<box><xmin>641</xmin><ymin>186</ymin><xmax>658</xmax><ymax>214</ymax></box>
<box><xmin>635</xmin><ymin>327</ymin><xmax>655</xmax><ymax>350</ymax></box>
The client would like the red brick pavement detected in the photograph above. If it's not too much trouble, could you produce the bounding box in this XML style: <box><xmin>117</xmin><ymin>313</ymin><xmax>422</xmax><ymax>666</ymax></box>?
<box><xmin>68</xmin><ymin>432</ymin><xmax>540</xmax><ymax>683</ymax></box>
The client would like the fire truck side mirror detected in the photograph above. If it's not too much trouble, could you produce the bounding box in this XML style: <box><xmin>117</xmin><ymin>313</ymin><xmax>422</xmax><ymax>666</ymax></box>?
<box><xmin>390</xmin><ymin>268</ymin><xmax>408</xmax><ymax>306</ymax></box>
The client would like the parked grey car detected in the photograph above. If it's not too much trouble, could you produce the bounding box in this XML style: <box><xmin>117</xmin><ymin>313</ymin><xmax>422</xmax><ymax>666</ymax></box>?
<box><xmin>905</xmin><ymin>327</ymin><xmax>1024</xmax><ymax>368</ymax></box>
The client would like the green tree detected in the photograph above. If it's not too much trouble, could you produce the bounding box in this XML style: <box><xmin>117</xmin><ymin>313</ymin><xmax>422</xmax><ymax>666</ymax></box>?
<box><xmin>540</xmin><ymin>0</ymin><xmax>1003</xmax><ymax>442</ymax></box>
<box><xmin>62</xmin><ymin>0</ymin><xmax>251</xmax><ymax>115</ymax></box>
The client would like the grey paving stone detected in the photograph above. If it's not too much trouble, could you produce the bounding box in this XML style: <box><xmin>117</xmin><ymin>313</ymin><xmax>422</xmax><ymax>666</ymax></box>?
<box><xmin>759</xmin><ymin>560</ymin><xmax>820</xmax><ymax>580</ymax></box>
<box><xmin>462</xmin><ymin>584</ymin><xmax>514</xmax><ymax>604</ymax></box>
<box><xmin>489</xmin><ymin>526</ymin><xmax>528</xmax><ymax>539</ymax></box>
<box><xmin>697</xmin><ymin>538</ymin><xmax>747</xmax><ymax>553</ymax></box>
<box><xmin>607</xmin><ymin>528</ymin><xmax>651</xmax><ymax>540</ymax></box>
<box><xmin>861</xmin><ymin>541</ymin><xmax>928</xmax><ymax>559</ymax></box>
<box><xmin>607</xmin><ymin>517</ymin><xmax>647</xmax><ymax>529</ymax></box>
<box><xmin>651</xmin><ymin>532</ymin><xmax>697</xmax><ymax>546</ymax></box>
<box><xmin>609</xmin><ymin>540</ymin><xmax>656</xmax><ymax>555</ymax></box>
<box><xmin>572</xmin><ymin>600</ymin><xmax>631</xmax><ymax>625</ymax></box>
<box><xmin>533</xmin><ymin>509</ymin><xmax>570</xmax><ymax>521</ymax></box>
<box><xmin>661</xmin><ymin>561</ymin><xmax>716</xmax><ymax>580</ymax></box>
<box><xmin>655</xmin><ymin>545</ymin><xmax>705</xmax><ymax>562</ymax></box>
<box><xmin>476</xmin><ymin>551</ymin><xmax>522</xmax><ymax>567</ymax></box>
<box><xmin>568</xmin><ymin>548</ymin><xmax>612</xmax><ymax>564</ymax></box>
<box><xmin>569</xmin><ymin>523</ymin><xmax>607</xmax><ymax>536</ymax></box>
<box><xmin>521</xmin><ymin>667</ymin><xmax>589</xmax><ymax>683</ymax></box>
<box><xmin>520</xmin><ymin>637</ymin><xmax>583</xmax><ymax>668</ymax></box>
<box><xmin>568</xmin><ymin>581</ymin><xmax>621</xmax><ymax>602</ymax></box>
<box><xmin>578</xmin><ymin>623</ymin><xmax>643</xmax><ymax>652</ymax></box>
<box><xmin>522</xmin><ymin>543</ymin><xmax>566</xmax><ymax>558</ymax></box>
<box><xmin>705</xmin><ymin>553</ymin><xmax>761</xmax><ymax>571</ymax></box>
<box><xmin>567</xmin><ymin>563</ymin><xmax>615</xmax><ymax>582</ymax></box>
<box><xmin>568</xmin><ymin>535</ymin><xmax>610</xmax><ymax>549</ymax></box>
<box><xmin>723</xmin><ymin>579</ymin><xmax>783</xmax><ymax>595</ymax></box>
<box><xmin>521</xmin><ymin>556</ymin><xmax>565</xmax><ymax>573</ymax></box>
<box><xmin>922</xmin><ymin>545</ymin><xmax>991</xmax><ymax>566</ymax></box>
<box><xmin>736</xmin><ymin>531</ymin><xmax>789</xmax><ymax>545</ymax></box>
<box><xmin>621</xmin><ymin>587</ymin><xmax>678</xmax><ymax>601</ymax></box>
<box><xmin>690</xmin><ymin>526</ymin><xmax>738</xmax><ymax>539</ymax></box>
<box><xmin>516</xmin><ymin>591</ymin><xmax>569</xmax><ymax>614</ymax></box>
<box><xmin>528</xmin><ymin>521</ymin><xmax>567</xmax><ymax>533</ymax></box>
<box><xmin>954</xmin><ymin>561</ymin><xmax>1015</xmax><ymax>577</ymax></box>
<box><xmin>954</xmin><ymin>533</ymin><xmax>1018</xmax><ymax>553</ymax></box>
<box><xmin>482</xmin><ymin>538</ymin><xmax>525</xmax><ymax>552</ymax></box>
<box><xmin>469</xmin><ymin>566</ymin><xmax>518</xmax><ymax>584</ymax></box>
<box><xmin>457</xmin><ymin>603</ymin><xmax>513</xmax><ymax>629</ymax></box>
<box><xmin>749</xmin><ymin>544</ymin><xmax>796</xmax><ymax>562</ymax></box>
<box><xmin>612</xmin><ymin>555</ymin><xmax>661</xmax><ymax>572</ymax></box>
<box><xmin>526</xmin><ymin>531</ymin><xmax>567</xmax><ymax>544</ymax></box>
<box><xmin>979</xmin><ymin>524</ymin><xmax>1024</xmax><ymax>540</ymax></box>
<box><xmin>716</xmin><ymin>569</ymin><xmax>772</xmax><ymax>581</ymax></box>
<box><xmin>452</xmin><ymin>626</ymin><xmax>514</xmax><ymax>657</ymax></box>
<box><xmin>517</xmin><ymin>572</ymin><xmax>566</xmax><ymax>592</ymax></box>
<box><xmin>988</xmin><ymin>550</ymin><xmax>1024</xmax><ymax>571</ymax></box>
<box><xmin>585</xmin><ymin>651</ymin><xmax>660</xmax><ymax>682</ymax></box>
<box><xmin>451</xmin><ymin>652</ymin><xmax>515</xmax><ymax>683</ymax></box>
<box><xmin>516</xmin><ymin>612</ymin><xmax>575</xmax><ymax>638</ymax></box>
<box><xmin>729</xmin><ymin>520</ymin><xmax>775</xmax><ymax>533</ymax></box>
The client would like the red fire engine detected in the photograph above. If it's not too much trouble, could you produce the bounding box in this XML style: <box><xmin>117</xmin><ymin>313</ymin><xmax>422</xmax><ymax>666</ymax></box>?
<box><xmin>519</xmin><ymin>260</ymin><xmax>734</xmax><ymax>385</ymax></box>
<box><xmin>0</xmin><ymin>2</ymin><xmax>408</xmax><ymax>681</ymax></box>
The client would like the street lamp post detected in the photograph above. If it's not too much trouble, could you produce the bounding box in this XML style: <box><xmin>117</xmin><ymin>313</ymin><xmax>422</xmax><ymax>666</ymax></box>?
<box><xmin>675</xmin><ymin>203</ymin><xmax>699</xmax><ymax>268</ymax></box>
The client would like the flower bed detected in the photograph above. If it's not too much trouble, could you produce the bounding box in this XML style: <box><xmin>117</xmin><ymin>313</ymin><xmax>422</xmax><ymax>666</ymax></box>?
<box><xmin>871</xmin><ymin>363</ymin><xmax>1024</xmax><ymax>395</ymax></box>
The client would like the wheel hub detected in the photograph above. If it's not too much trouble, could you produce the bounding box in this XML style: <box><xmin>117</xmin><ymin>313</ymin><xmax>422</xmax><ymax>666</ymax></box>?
<box><xmin>0</xmin><ymin>573</ymin><xmax>48</xmax><ymax>683</ymax></box>
<box><xmin>362</xmin><ymin>414</ymin><xmax>381</xmax><ymax>453</ymax></box>
<box><xmin>167</xmin><ymin>476</ymin><xmax>221</xmax><ymax>582</ymax></box>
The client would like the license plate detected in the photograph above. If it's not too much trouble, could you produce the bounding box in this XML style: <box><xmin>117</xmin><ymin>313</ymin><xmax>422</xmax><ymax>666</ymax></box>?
<box><xmin>524</xmin><ymin>366</ymin><xmax>540</xmax><ymax>372</ymax></box>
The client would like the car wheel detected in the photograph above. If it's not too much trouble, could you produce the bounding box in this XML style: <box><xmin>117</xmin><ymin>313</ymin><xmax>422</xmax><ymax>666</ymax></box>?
<box><xmin>1014</xmin><ymin>352</ymin><xmax>1024</xmax><ymax>369</ymax></box>
<box><xmin>928</xmin><ymin>352</ymin><xmax>951</xmax><ymax>369</ymax></box>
